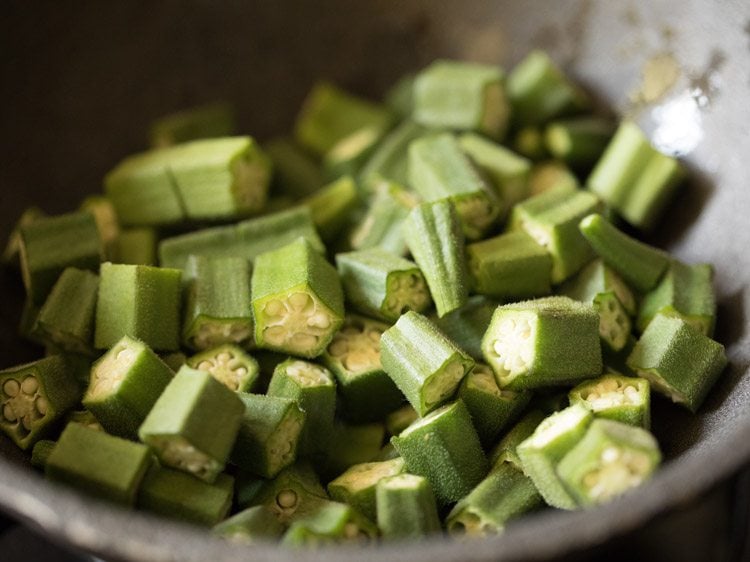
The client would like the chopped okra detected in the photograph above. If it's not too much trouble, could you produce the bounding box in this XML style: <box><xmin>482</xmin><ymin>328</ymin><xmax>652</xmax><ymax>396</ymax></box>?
<box><xmin>301</xmin><ymin>176</ymin><xmax>360</xmax><ymax>242</ymax></box>
<box><xmin>213</xmin><ymin>505</ymin><xmax>285</xmax><ymax>544</ymax></box>
<box><xmin>187</xmin><ymin>344</ymin><xmax>259</xmax><ymax>393</ymax></box>
<box><xmin>348</xmin><ymin>180</ymin><xmax>410</xmax><ymax>256</ymax></box>
<box><xmin>375</xmin><ymin>473</ymin><xmax>442</xmax><ymax>539</ymax></box>
<box><xmin>281</xmin><ymin>499</ymin><xmax>377</xmax><ymax>546</ymax></box>
<box><xmin>328</xmin><ymin>458</ymin><xmax>406</xmax><ymax>521</ymax></box>
<box><xmin>249</xmin><ymin>463</ymin><xmax>329</xmax><ymax>524</ymax></box>
<box><xmin>569</xmin><ymin>373</ymin><xmax>651</xmax><ymax>429</ymax></box>
<box><xmin>433</xmin><ymin>295</ymin><xmax>498</xmax><ymax>362</ymax></box>
<box><xmin>323</xmin><ymin>423</ymin><xmax>386</xmax><ymax>480</ymax></box>
<box><xmin>149</xmin><ymin>102</ymin><xmax>235</xmax><ymax>148</ymax></box>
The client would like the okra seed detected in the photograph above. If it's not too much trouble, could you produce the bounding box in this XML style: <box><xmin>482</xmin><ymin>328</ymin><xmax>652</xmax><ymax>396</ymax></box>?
<box><xmin>21</xmin><ymin>415</ymin><xmax>33</xmax><ymax>431</ymax></box>
<box><xmin>3</xmin><ymin>379</ymin><xmax>20</xmax><ymax>398</ymax></box>
<box><xmin>601</xmin><ymin>446</ymin><xmax>621</xmax><ymax>463</ymax></box>
<box><xmin>217</xmin><ymin>352</ymin><xmax>232</xmax><ymax>362</ymax></box>
<box><xmin>2</xmin><ymin>403</ymin><xmax>17</xmax><ymax>422</ymax></box>
<box><xmin>264</xmin><ymin>300</ymin><xmax>285</xmax><ymax>317</ymax></box>
<box><xmin>236</xmin><ymin>367</ymin><xmax>248</xmax><ymax>376</ymax></box>
<box><xmin>276</xmin><ymin>489</ymin><xmax>298</xmax><ymax>509</ymax></box>
<box><xmin>289</xmin><ymin>292</ymin><xmax>312</xmax><ymax>310</ymax></box>
<box><xmin>197</xmin><ymin>361</ymin><xmax>214</xmax><ymax>371</ymax></box>
<box><xmin>21</xmin><ymin>376</ymin><xmax>39</xmax><ymax>395</ymax></box>
<box><xmin>35</xmin><ymin>397</ymin><xmax>48</xmax><ymax>415</ymax></box>
<box><xmin>307</xmin><ymin>313</ymin><xmax>331</xmax><ymax>329</ymax></box>
<box><xmin>328</xmin><ymin>338</ymin><xmax>349</xmax><ymax>357</ymax></box>
<box><xmin>291</xmin><ymin>333</ymin><xmax>318</xmax><ymax>349</ymax></box>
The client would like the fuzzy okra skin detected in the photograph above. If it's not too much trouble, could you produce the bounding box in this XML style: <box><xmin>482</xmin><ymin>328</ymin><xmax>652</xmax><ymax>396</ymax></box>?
<box><xmin>281</xmin><ymin>499</ymin><xmax>378</xmax><ymax>546</ymax></box>
<box><xmin>392</xmin><ymin>400</ymin><xmax>489</xmax><ymax>505</ymax></box>
<box><xmin>149</xmin><ymin>102</ymin><xmax>235</xmax><ymax>148</ymax></box>
<box><xmin>2</xmin><ymin>206</ymin><xmax>46</xmax><ymax>267</ymax></box>
<box><xmin>188</xmin><ymin>344</ymin><xmax>260</xmax><ymax>393</ymax></box>
<box><xmin>213</xmin><ymin>505</ymin><xmax>285</xmax><ymax>543</ymax></box>
<box><xmin>358</xmin><ymin>120</ymin><xmax>429</xmax><ymax>191</ymax></box>
<box><xmin>323</xmin><ymin>422</ymin><xmax>386</xmax><ymax>480</ymax></box>
<box><xmin>301</xmin><ymin>176</ymin><xmax>360</xmax><ymax>241</ymax></box>
<box><xmin>376</xmin><ymin>473</ymin><xmax>442</xmax><ymax>539</ymax></box>
<box><xmin>252</xmin><ymin>238</ymin><xmax>344</xmax><ymax>358</ymax></box>
<box><xmin>328</xmin><ymin>458</ymin><xmax>406</xmax><ymax>521</ymax></box>
<box><xmin>488</xmin><ymin>409</ymin><xmax>547</xmax><ymax>468</ymax></box>
<box><xmin>31</xmin><ymin>439</ymin><xmax>56</xmax><ymax>469</ymax></box>
<box><xmin>433</xmin><ymin>296</ymin><xmax>498</xmax><ymax>362</ymax></box>
<box><xmin>570</xmin><ymin>373</ymin><xmax>651</xmax><ymax>429</ymax></box>
<box><xmin>381</xmin><ymin>311</ymin><xmax>474</xmax><ymax>416</ymax></box>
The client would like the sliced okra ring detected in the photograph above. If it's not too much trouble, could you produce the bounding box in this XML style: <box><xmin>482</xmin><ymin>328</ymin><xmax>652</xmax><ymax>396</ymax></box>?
<box><xmin>264</xmin><ymin>137</ymin><xmax>325</xmax><ymax>199</ymax></box>
<box><xmin>336</xmin><ymin>248</ymin><xmax>432</xmax><ymax>322</ymax></box>
<box><xmin>83</xmin><ymin>335</ymin><xmax>174</xmax><ymax>439</ymax></box>
<box><xmin>458</xmin><ymin>364</ymin><xmax>532</xmax><ymax>448</ymax></box>
<box><xmin>95</xmin><ymin>262</ymin><xmax>182</xmax><ymax>351</ymax></box>
<box><xmin>375</xmin><ymin>473</ymin><xmax>442</xmax><ymax>539</ymax></box>
<box><xmin>408</xmin><ymin>133</ymin><xmax>501</xmax><ymax>240</ymax></box>
<box><xmin>188</xmin><ymin>344</ymin><xmax>259</xmax><ymax>393</ymax></box>
<box><xmin>481</xmin><ymin>296</ymin><xmax>602</xmax><ymax>390</ymax></box>
<box><xmin>0</xmin><ymin>355</ymin><xmax>81</xmax><ymax>450</ymax></box>
<box><xmin>488</xmin><ymin>409</ymin><xmax>547</xmax><ymax>469</ymax></box>
<box><xmin>251</xmin><ymin>463</ymin><xmax>329</xmax><ymax>524</ymax></box>
<box><xmin>182</xmin><ymin>255</ymin><xmax>254</xmax><ymax>351</ymax></box>
<box><xmin>433</xmin><ymin>295</ymin><xmax>498</xmax><ymax>362</ymax></box>
<box><xmin>385</xmin><ymin>405</ymin><xmax>418</xmax><ymax>437</ymax></box>
<box><xmin>381</xmin><ymin>311</ymin><xmax>474</xmax><ymax>416</ymax></box>
<box><xmin>528</xmin><ymin>160</ymin><xmax>580</xmax><ymax>196</ymax></box>
<box><xmin>392</xmin><ymin>400</ymin><xmax>489</xmax><ymax>505</ymax></box>
<box><xmin>30</xmin><ymin>439</ymin><xmax>56</xmax><ymax>469</ymax></box>
<box><xmin>46</xmin><ymin>422</ymin><xmax>152</xmax><ymax>505</ymax></box>
<box><xmin>138</xmin><ymin>366</ymin><xmax>245</xmax><ymax>483</ymax></box>
<box><xmin>267</xmin><ymin>358</ymin><xmax>337</xmax><ymax>459</ymax></box>
<box><xmin>466</xmin><ymin>231</ymin><xmax>552</xmax><ymax>300</ymax></box>
<box><xmin>2</xmin><ymin>206</ymin><xmax>46</xmax><ymax>267</ymax></box>
<box><xmin>328</xmin><ymin>458</ymin><xmax>406</xmax><ymax>521</ymax></box>
<box><xmin>637</xmin><ymin>260</ymin><xmax>716</xmax><ymax>336</ymax></box>
<box><xmin>626</xmin><ymin>313</ymin><xmax>727</xmax><ymax>412</ymax></box>
<box><xmin>137</xmin><ymin>467</ymin><xmax>234</xmax><ymax>527</ymax></box>
<box><xmin>114</xmin><ymin>227</ymin><xmax>158</xmax><ymax>266</ymax></box>
<box><xmin>149</xmin><ymin>102</ymin><xmax>235</xmax><ymax>148</ymax></box>
<box><xmin>323</xmin><ymin>127</ymin><xmax>385</xmax><ymax>180</ymax></box>
<box><xmin>212</xmin><ymin>505</ymin><xmax>285</xmax><ymax>544</ymax></box>
<box><xmin>80</xmin><ymin>195</ymin><xmax>120</xmax><ymax>261</ymax></box>
<box><xmin>358</xmin><ymin>120</ymin><xmax>429</xmax><ymax>191</ymax></box>
<box><xmin>570</xmin><ymin>373</ymin><xmax>651</xmax><ymax>429</ymax></box>
<box><xmin>349</xmin><ymin>180</ymin><xmax>410</xmax><ymax>256</ymax></box>
<box><xmin>405</xmin><ymin>200</ymin><xmax>469</xmax><ymax>317</ymax></box>
<box><xmin>323</xmin><ymin>422</ymin><xmax>387</xmax><ymax>481</ymax></box>
<box><xmin>413</xmin><ymin>60</ymin><xmax>510</xmax><ymax>140</ymax></box>
<box><xmin>300</xmin><ymin>176</ymin><xmax>360</xmax><ymax>242</ymax></box>
<box><xmin>251</xmin><ymin>238</ymin><xmax>344</xmax><ymax>358</ymax></box>
<box><xmin>446</xmin><ymin>462</ymin><xmax>543</xmax><ymax>537</ymax></box>
<box><xmin>516</xmin><ymin>404</ymin><xmax>594</xmax><ymax>509</ymax></box>
<box><xmin>281</xmin><ymin>500</ymin><xmax>377</xmax><ymax>547</ymax></box>
<box><xmin>544</xmin><ymin>117</ymin><xmax>615</xmax><ymax>169</ymax></box>
<box><xmin>556</xmin><ymin>419</ymin><xmax>661</xmax><ymax>506</ymax></box>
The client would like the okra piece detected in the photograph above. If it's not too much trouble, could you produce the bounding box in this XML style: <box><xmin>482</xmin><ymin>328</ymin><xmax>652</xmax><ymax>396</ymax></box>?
<box><xmin>34</xmin><ymin>268</ymin><xmax>99</xmax><ymax>355</ymax></box>
<box><xmin>0</xmin><ymin>356</ymin><xmax>81</xmax><ymax>450</ymax></box>
<box><xmin>18</xmin><ymin>299</ymin><xmax>43</xmax><ymax>345</ymax></box>
<box><xmin>507</xmin><ymin>50</ymin><xmax>590</xmax><ymax>126</ymax></box>
<box><xmin>579</xmin><ymin>213</ymin><xmax>670</xmax><ymax>293</ymax></box>
<box><xmin>95</xmin><ymin>262</ymin><xmax>182</xmax><ymax>351</ymax></box>
<box><xmin>516</xmin><ymin>404</ymin><xmax>594</xmax><ymax>509</ymax></box>
<box><xmin>384</xmin><ymin>73</ymin><xmax>415</xmax><ymax>118</ymax></box>
<box><xmin>281</xmin><ymin>500</ymin><xmax>377</xmax><ymax>546</ymax></box>
<box><xmin>488</xmin><ymin>409</ymin><xmax>547</xmax><ymax>468</ymax></box>
<box><xmin>231</xmin><ymin>393</ymin><xmax>306</xmax><ymax>479</ymax></box>
<box><xmin>433</xmin><ymin>296</ymin><xmax>497</xmax><ymax>362</ymax></box>
<box><xmin>459</xmin><ymin>364</ymin><xmax>532</xmax><ymax>447</ymax></box>
<box><xmin>349</xmin><ymin>180</ymin><xmax>410</xmax><ymax>256</ymax></box>
<box><xmin>587</xmin><ymin>121</ymin><xmax>685</xmax><ymax>230</ymax></box>
<box><xmin>182</xmin><ymin>255</ymin><xmax>253</xmax><ymax>350</ymax></box>
<box><xmin>19</xmin><ymin>210</ymin><xmax>102</xmax><ymax>305</ymax></box>
<box><xmin>323</xmin><ymin>127</ymin><xmax>385</xmax><ymax>180</ymax></box>
<box><xmin>294</xmin><ymin>81</ymin><xmax>393</xmax><ymax>156</ymax></box>
<box><xmin>409</xmin><ymin>133</ymin><xmax>500</xmax><ymax>240</ymax></box>
<box><xmin>149</xmin><ymin>102</ymin><xmax>235</xmax><ymax>148</ymax></box>
<box><xmin>358</xmin><ymin>120</ymin><xmax>429</xmax><ymax>191</ymax></box>
<box><xmin>336</xmin><ymin>248</ymin><xmax>431</xmax><ymax>322</ymax></box>
<box><xmin>321</xmin><ymin>315</ymin><xmax>403</xmax><ymax>423</ymax></box>
<box><xmin>513</xmin><ymin>126</ymin><xmax>549</xmax><ymax>161</ymax></box>
<box><xmin>2</xmin><ymin>206</ymin><xmax>45</xmax><ymax>266</ymax></box>
<box><xmin>187</xmin><ymin>344</ymin><xmax>259</xmax><ymax>393</ymax></box>
<box><xmin>65</xmin><ymin>409</ymin><xmax>103</xmax><ymax>432</ymax></box>
<box><xmin>213</xmin><ymin>505</ymin><xmax>285</xmax><ymax>543</ymax></box>
<box><xmin>544</xmin><ymin>117</ymin><xmax>615</xmax><ymax>169</ymax></box>
<box><xmin>626</xmin><ymin>313</ymin><xmax>727</xmax><ymax>412</ymax></box>
<box><xmin>46</xmin><ymin>422</ymin><xmax>151</xmax><ymax>505</ymax></box>
<box><xmin>138</xmin><ymin>467</ymin><xmax>234</xmax><ymax>526</ymax></box>
<box><xmin>557</xmin><ymin>419</ymin><xmax>661</xmax><ymax>506</ymax></box>
<box><xmin>80</xmin><ymin>196</ymin><xmax>120</xmax><ymax>261</ymax></box>
<box><xmin>413</xmin><ymin>60</ymin><xmax>510</xmax><ymax>140</ymax></box>
<box><xmin>509</xmin><ymin>184</ymin><xmax>602</xmax><ymax>283</ymax></box>
<box><xmin>31</xmin><ymin>439</ymin><xmax>56</xmax><ymax>469</ymax></box>
<box><xmin>381</xmin><ymin>312</ymin><xmax>474</xmax><ymax>416</ymax></box>
<box><xmin>160</xmin><ymin>351</ymin><xmax>186</xmax><ymax>373</ymax></box>
<box><xmin>482</xmin><ymin>296</ymin><xmax>602</xmax><ymax>390</ymax></box>
<box><xmin>385</xmin><ymin>405</ymin><xmax>418</xmax><ymax>437</ymax></box>
<box><xmin>267</xmin><ymin>359</ymin><xmax>336</xmax><ymax>458</ymax></box>
<box><xmin>252</xmin><ymin>238</ymin><xmax>344</xmax><ymax>358</ymax></box>
<box><xmin>328</xmin><ymin>458</ymin><xmax>406</xmax><ymax>521</ymax></box>
<box><xmin>392</xmin><ymin>400</ymin><xmax>488</xmax><ymax>504</ymax></box>
<box><xmin>446</xmin><ymin>462</ymin><xmax>543</xmax><ymax>537</ymax></box>
<box><xmin>301</xmin><ymin>176</ymin><xmax>359</xmax><ymax>241</ymax></box>
<box><xmin>264</xmin><ymin>137</ymin><xmax>325</xmax><ymax>199</ymax></box>
<box><xmin>637</xmin><ymin>260</ymin><xmax>716</xmax><ymax>336</ymax></box>
<box><xmin>138</xmin><ymin>366</ymin><xmax>244</xmax><ymax>482</ymax></box>
<box><xmin>376</xmin><ymin>473</ymin><xmax>441</xmax><ymax>539</ymax></box>
<box><xmin>250</xmin><ymin>463</ymin><xmax>329</xmax><ymax>524</ymax></box>
<box><xmin>114</xmin><ymin>227</ymin><xmax>158</xmax><ymax>266</ymax></box>
<box><xmin>466</xmin><ymin>231</ymin><xmax>552</xmax><ymax>300</ymax></box>
<box><xmin>569</xmin><ymin>373</ymin><xmax>651</xmax><ymax>429</ymax></box>
<box><xmin>234</xmin><ymin>470</ymin><xmax>265</xmax><ymax>510</ymax></box>
<box><xmin>528</xmin><ymin>160</ymin><xmax>580</xmax><ymax>196</ymax></box>
<box><xmin>405</xmin><ymin>200</ymin><xmax>469</xmax><ymax>317</ymax></box>
<box><xmin>324</xmin><ymin>423</ymin><xmax>386</xmax><ymax>479</ymax></box>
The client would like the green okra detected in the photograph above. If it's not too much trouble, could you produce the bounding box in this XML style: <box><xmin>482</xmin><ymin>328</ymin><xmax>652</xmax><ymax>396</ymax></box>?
<box><xmin>433</xmin><ymin>296</ymin><xmax>498</xmax><ymax>362</ymax></box>
<box><xmin>409</xmin><ymin>133</ymin><xmax>500</xmax><ymax>240</ymax></box>
<box><xmin>95</xmin><ymin>262</ymin><xmax>182</xmax><ymax>351</ymax></box>
<box><xmin>31</xmin><ymin>439</ymin><xmax>56</xmax><ymax>469</ymax></box>
<box><xmin>321</xmin><ymin>315</ymin><xmax>404</xmax><ymax>423</ymax></box>
<box><xmin>301</xmin><ymin>176</ymin><xmax>359</xmax><ymax>241</ymax></box>
<box><xmin>2</xmin><ymin>206</ymin><xmax>46</xmax><ymax>267</ymax></box>
<box><xmin>187</xmin><ymin>344</ymin><xmax>260</xmax><ymax>393</ymax></box>
<box><xmin>392</xmin><ymin>400</ymin><xmax>488</xmax><ymax>505</ymax></box>
<box><xmin>509</xmin><ymin>184</ymin><xmax>602</xmax><ymax>284</ymax></box>
<box><xmin>528</xmin><ymin>160</ymin><xmax>580</xmax><ymax>196</ymax></box>
<box><xmin>349</xmin><ymin>180</ymin><xmax>410</xmax><ymax>256</ymax></box>
<box><xmin>384</xmin><ymin>73</ymin><xmax>415</xmax><ymax>118</ymax></box>
<box><xmin>138</xmin><ymin>467</ymin><xmax>234</xmax><ymax>526</ymax></box>
<box><xmin>0</xmin><ymin>355</ymin><xmax>81</xmax><ymax>450</ymax></box>
<box><xmin>294</xmin><ymin>81</ymin><xmax>393</xmax><ymax>156</ymax></box>
<box><xmin>481</xmin><ymin>296</ymin><xmax>602</xmax><ymax>390</ymax></box>
<box><xmin>544</xmin><ymin>117</ymin><xmax>615</xmax><ymax>169</ymax></box>
<box><xmin>328</xmin><ymin>457</ymin><xmax>406</xmax><ymax>521</ymax></box>
<box><xmin>385</xmin><ymin>405</ymin><xmax>418</xmax><ymax>437</ymax></box>
<box><xmin>375</xmin><ymin>473</ymin><xmax>442</xmax><ymax>539</ymax></box>
<box><xmin>323</xmin><ymin>423</ymin><xmax>386</xmax><ymax>480</ymax></box>
<box><xmin>516</xmin><ymin>404</ymin><xmax>594</xmax><ymax>509</ymax></box>
<box><xmin>19</xmin><ymin>210</ymin><xmax>102</xmax><ymax>306</ymax></box>
<box><xmin>138</xmin><ymin>366</ymin><xmax>245</xmax><ymax>482</ymax></box>
<box><xmin>231</xmin><ymin>393</ymin><xmax>306</xmax><ymax>479</ymax></box>
<box><xmin>569</xmin><ymin>373</ymin><xmax>651</xmax><ymax>429</ymax></box>
<box><xmin>358</xmin><ymin>120</ymin><xmax>429</xmax><ymax>191</ymax></box>
<box><xmin>413</xmin><ymin>60</ymin><xmax>510</xmax><ymax>140</ymax></box>
<box><xmin>513</xmin><ymin>126</ymin><xmax>549</xmax><ymax>161</ymax></box>
<box><xmin>149</xmin><ymin>102</ymin><xmax>235</xmax><ymax>148</ymax></box>
<box><xmin>18</xmin><ymin>299</ymin><xmax>43</xmax><ymax>345</ymax></box>
<box><xmin>83</xmin><ymin>336</ymin><xmax>174</xmax><ymax>438</ymax></box>
<box><xmin>160</xmin><ymin>351</ymin><xmax>186</xmax><ymax>373</ymax></box>
<box><xmin>381</xmin><ymin>311</ymin><xmax>474</xmax><ymax>416</ymax></box>
<box><xmin>405</xmin><ymin>200</ymin><xmax>469</xmax><ymax>317</ymax></box>
<box><xmin>556</xmin><ymin>419</ymin><xmax>661</xmax><ymax>506</ymax></box>
<box><xmin>46</xmin><ymin>422</ymin><xmax>151</xmax><ymax>505</ymax></box>
<box><xmin>488</xmin><ymin>409</ymin><xmax>547</xmax><ymax>468</ymax></box>
<box><xmin>213</xmin><ymin>505</ymin><xmax>285</xmax><ymax>543</ymax></box>
<box><xmin>80</xmin><ymin>196</ymin><xmax>120</xmax><ymax>261</ymax></box>
<box><xmin>637</xmin><ymin>260</ymin><xmax>716</xmax><ymax>336</ymax></box>
<box><xmin>65</xmin><ymin>409</ymin><xmax>103</xmax><ymax>432</ymax></box>
<box><xmin>281</xmin><ymin>500</ymin><xmax>377</xmax><ymax>546</ymax></box>
<box><xmin>267</xmin><ymin>359</ymin><xmax>337</xmax><ymax>459</ymax></box>
<box><xmin>587</xmin><ymin>121</ymin><xmax>685</xmax><ymax>230</ymax></box>
<box><xmin>579</xmin><ymin>213</ymin><xmax>670</xmax><ymax>293</ymax></box>
<box><xmin>336</xmin><ymin>248</ymin><xmax>431</xmax><ymax>322</ymax></box>
<box><xmin>458</xmin><ymin>364</ymin><xmax>532</xmax><ymax>448</ymax></box>
<box><xmin>323</xmin><ymin>127</ymin><xmax>385</xmax><ymax>180</ymax></box>
<box><xmin>34</xmin><ymin>268</ymin><xmax>99</xmax><ymax>355</ymax></box>
<box><xmin>182</xmin><ymin>255</ymin><xmax>253</xmax><ymax>351</ymax></box>
<box><xmin>114</xmin><ymin>227</ymin><xmax>158</xmax><ymax>266</ymax></box>
<box><xmin>446</xmin><ymin>462</ymin><xmax>543</xmax><ymax>537</ymax></box>
<box><xmin>466</xmin><ymin>231</ymin><xmax>553</xmax><ymax>300</ymax></box>
<box><xmin>264</xmin><ymin>137</ymin><xmax>325</xmax><ymax>199</ymax></box>
<box><xmin>626</xmin><ymin>313</ymin><xmax>727</xmax><ymax>412</ymax></box>
<box><xmin>250</xmin><ymin>463</ymin><xmax>329</xmax><ymax>524</ymax></box>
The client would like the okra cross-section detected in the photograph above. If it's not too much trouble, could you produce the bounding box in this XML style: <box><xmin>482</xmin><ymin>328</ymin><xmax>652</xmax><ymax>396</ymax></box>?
<box><xmin>375</xmin><ymin>473</ymin><xmax>442</xmax><ymax>540</ymax></box>
<box><xmin>281</xmin><ymin>499</ymin><xmax>378</xmax><ymax>546</ymax></box>
<box><xmin>250</xmin><ymin>463</ymin><xmax>329</xmax><ymax>524</ymax></box>
<box><xmin>349</xmin><ymin>179</ymin><xmax>410</xmax><ymax>256</ymax></box>
<box><xmin>481</xmin><ymin>296</ymin><xmax>602</xmax><ymax>390</ymax></box>
<box><xmin>381</xmin><ymin>311</ymin><xmax>474</xmax><ymax>416</ymax></box>
<box><xmin>569</xmin><ymin>373</ymin><xmax>651</xmax><ymax>429</ymax></box>
<box><xmin>328</xmin><ymin>458</ymin><xmax>406</xmax><ymax>521</ymax></box>
<box><xmin>252</xmin><ymin>238</ymin><xmax>344</xmax><ymax>358</ymax></box>
<box><xmin>187</xmin><ymin>344</ymin><xmax>259</xmax><ymax>393</ymax></box>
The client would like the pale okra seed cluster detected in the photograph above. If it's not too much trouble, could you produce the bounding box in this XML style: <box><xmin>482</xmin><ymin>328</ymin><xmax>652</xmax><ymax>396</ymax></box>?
<box><xmin>327</xmin><ymin>323</ymin><xmax>383</xmax><ymax>373</ymax></box>
<box><xmin>2</xmin><ymin>376</ymin><xmax>46</xmax><ymax>434</ymax></box>
<box><xmin>423</xmin><ymin>361</ymin><xmax>466</xmax><ymax>408</ymax></box>
<box><xmin>262</xmin><ymin>292</ymin><xmax>333</xmax><ymax>353</ymax></box>
<box><xmin>286</xmin><ymin>361</ymin><xmax>332</xmax><ymax>387</ymax></box>
<box><xmin>192</xmin><ymin>322</ymin><xmax>253</xmax><ymax>351</ymax></box>
<box><xmin>582</xmin><ymin>446</ymin><xmax>652</xmax><ymax>502</ymax></box>
<box><xmin>266</xmin><ymin>415</ymin><xmax>304</xmax><ymax>474</ymax></box>
<box><xmin>88</xmin><ymin>344</ymin><xmax>137</xmax><ymax>397</ymax></box>
<box><xmin>197</xmin><ymin>350</ymin><xmax>249</xmax><ymax>392</ymax></box>
<box><xmin>594</xmin><ymin>294</ymin><xmax>629</xmax><ymax>349</ymax></box>
<box><xmin>455</xmin><ymin>195</ymin><xmax>496</xmax><ymax>236</ymax></box>
<box><xmin>450</xmin><ymin>511</ymin><xmax>493</xmax><ymax>537</ymax></box>
<box><xmin>488</xmin><ymin>316</ymin><xmax>535</xmax><ymax>381</ymax></box>
<box><xmin>157</xmin><ymin>436</ymin><xmax>221</xmax><ymax>481</ymax></box>
<box><xmin>581</xmin><ymin>377</ymin><xmax>641</xmax><ymax>410</ymax></box>
<box><xmin>383</xmin><ymin>273</ymin><xmax>430</xmax><ymax>318</ymax></box>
